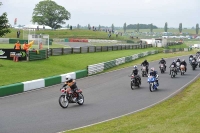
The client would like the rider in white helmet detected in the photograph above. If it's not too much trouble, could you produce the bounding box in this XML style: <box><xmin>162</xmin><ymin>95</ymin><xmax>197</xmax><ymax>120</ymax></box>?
<box><xmin>63</xmin><ymin>75</ymin><xmax>81</xmax><ymax>102</ymax></box>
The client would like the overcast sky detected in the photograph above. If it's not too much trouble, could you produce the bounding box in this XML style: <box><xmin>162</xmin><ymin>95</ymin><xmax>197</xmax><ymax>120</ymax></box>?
<box><xmin>0</xmin><ymin>0</ymin><xmax>199</xmax><ymax>28</ymax></box>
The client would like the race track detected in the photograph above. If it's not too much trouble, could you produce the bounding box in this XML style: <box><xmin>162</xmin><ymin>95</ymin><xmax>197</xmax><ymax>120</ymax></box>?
<box><xmin>0</xmin><ymin>55</ymin><xmax>199</xmax><ymax>133</ymax></box>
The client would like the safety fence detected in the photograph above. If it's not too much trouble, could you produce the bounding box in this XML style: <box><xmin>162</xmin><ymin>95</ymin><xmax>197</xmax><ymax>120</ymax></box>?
<box><xmin>163</xmin><ymin>48</ymin><xmax>192</xmax><ymax>53</ymax></box>
<box><xmin>87</xmin><ymin>50</ymin><xmax>159</xmax><ymax>75</ymax></box>
<box><xmin>47</xmin><ymin>44</ymin><xmax>152</xmax><ymax>56</ymax></box>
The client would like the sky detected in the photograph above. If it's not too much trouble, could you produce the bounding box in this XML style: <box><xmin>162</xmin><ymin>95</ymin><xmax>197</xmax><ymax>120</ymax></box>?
<box><xmin>0</xmin><ymin>0</ymin><xmax>200</xmax><ymax>28</ymax></box>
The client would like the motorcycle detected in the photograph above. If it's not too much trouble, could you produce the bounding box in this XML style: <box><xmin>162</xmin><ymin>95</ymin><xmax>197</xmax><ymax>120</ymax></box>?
<box><xmin>59</xmin><ymin>87</ymin><xmax>84</xmax><ymax>108</ymax></box>
<box><xmin>170</xmin><ymin>65</ymin><xmax>176</xmax><ymax>78</ymax></box>
<box><xmin>130</xmin><ymin>75</ymin><xmax>140</xmax><ymax>89</ymax></box>
<box><xmin>176</xmin><ymin>62</ymin><xmax>180</xmax><ymax>72</ymax></box>
<box><xmin>147</xmin><ymin>75</ymin><xmax>159</xmax><ymax>92</ymax></box>
<box><xmin>141</xmin><ymin>66</ymin><xmax>148</xmax><ymax>77</ymax></box>
<box><xmin>197</xmin><ymin>57</ymin><xmax>200</xmax><ymax>68</ymax></box>
<box><xmin>159</xmin><ymin>64</ymin><xmax>165</xmax><ymax>73</ymax></box>
<box><xmin>189</xmin><ymin>57</ymin><xmax>193</xmax><ymax>65</ymax></box>
<box><xmin>180</xmin><ymin>65</ymin><xmax>185</xmax><ymax>75</ymax></box>
<box><xmin>191</xmin><ymin>59</ymin><xmax>197</xmax><ymax>70</ymax></box>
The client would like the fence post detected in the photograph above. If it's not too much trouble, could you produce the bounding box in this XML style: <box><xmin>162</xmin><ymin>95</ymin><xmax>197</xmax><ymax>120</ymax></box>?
<box><xmin>62</xmin><ymin>48</ymin><xmax>64</xmax><ymax>55</ymax></box>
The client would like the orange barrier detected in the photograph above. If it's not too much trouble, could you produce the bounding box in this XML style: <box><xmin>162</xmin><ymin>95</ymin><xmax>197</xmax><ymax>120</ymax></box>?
<box><xmin>69</xmin><ymin>38</ymin><xmax>88</xmax><ymax>42</ymax></box>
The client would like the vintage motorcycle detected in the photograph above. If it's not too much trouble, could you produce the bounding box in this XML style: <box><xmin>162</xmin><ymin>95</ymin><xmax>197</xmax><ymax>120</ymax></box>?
<box><xmin>180</xmin><ymin>65</ymin><xmax>185</xmax><ymax>75</ymax></box>
<box><xmin>159</xmin><ymin>63</ymin><xmax>166</xmax><ymax>73</ymax></box>
<box><xmin>141</xmin><ymin>66</ymin><xmax>148</xmax><ymax>77</ymax></box>
<box><xmin>176</xmin><ymin>62</ymin><xmax>180</xmax><ymax>72</ymax></box>
<box><xmin>170</xmin><ymin>65</ymin><xmax>176</xmax><ymax>78</ymax></box>
<box><xmin>130</xmin><ymin>74</ymin><xmax>140</xmax><ymax>89</ymax></box>
<box><xmin>59</xmin><ymin>87</ymin><xmax>84</xmax><ymax>108</ymax></box>
<box><xmin>191</xmin><ymin>59</ymin><xmax>197</xmax><ymax>70</ymax></box>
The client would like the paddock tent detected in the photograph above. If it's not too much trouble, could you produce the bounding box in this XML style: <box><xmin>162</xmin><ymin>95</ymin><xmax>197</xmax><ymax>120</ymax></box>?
<box><xmin>23</xmin><ymin>24</ymin><xmax>52</xmax><ymax>30</ymax></box>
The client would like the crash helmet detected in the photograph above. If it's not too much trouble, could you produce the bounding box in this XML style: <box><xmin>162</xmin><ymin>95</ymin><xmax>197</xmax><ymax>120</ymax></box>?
<box><xmin>133</xmin><ymin>65</ymin><xmax>137</xmax><ymax>70</ymax></box>
<box><xmin>65</xmin><ymin>75</ymin><xmax>72</xmax><ymax>82</ymax></box>
<box><xmin>150</xmin><ymin>67</ymin><xmax>154</xmax><ymax>72</ymax></box>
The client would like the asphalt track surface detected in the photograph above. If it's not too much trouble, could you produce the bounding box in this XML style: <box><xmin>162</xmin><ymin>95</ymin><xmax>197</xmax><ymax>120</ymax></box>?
<box><xmin>0</xmin><ymin>55</ymin><xmax>199</xmax><ymax>133</ymax></box>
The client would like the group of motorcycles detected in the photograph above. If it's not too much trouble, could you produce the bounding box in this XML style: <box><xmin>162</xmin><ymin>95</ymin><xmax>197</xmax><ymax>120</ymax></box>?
<box><xmin>130</xmin><ymin>54</ymin><xmax>200</xmax><ymax>92</ymax></box>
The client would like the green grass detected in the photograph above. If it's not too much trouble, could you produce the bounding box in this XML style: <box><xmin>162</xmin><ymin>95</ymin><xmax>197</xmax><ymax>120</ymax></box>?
<box><xmin>66</xmin><ymin>78</ymin><xmax>200</xmax><ymax>133</ymax></box>
<box><xmin>2</xmin><ymin>29</ymin><xmax>127</xmax><ymax>40</ymax></box>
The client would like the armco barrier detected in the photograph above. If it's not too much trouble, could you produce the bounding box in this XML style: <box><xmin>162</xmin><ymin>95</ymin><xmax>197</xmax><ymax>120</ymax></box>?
<box><xmin>75</xmin><ymin>70</ymin><xmax>88</xmax><ymax>79</ymax></box>
<box><xmin>87</xmin><ymin>50</ymin><xmax>158</xmax><ymax>76</ymax></box>
<box><xmin>0</xmin><ymin>83</ymin><xmax>24</xmax><ymax>97</ymax></box>
<box><xmin>44</xmin><ymin>75</ymin><xmax>61</xmax><ymax>87</ymax></box>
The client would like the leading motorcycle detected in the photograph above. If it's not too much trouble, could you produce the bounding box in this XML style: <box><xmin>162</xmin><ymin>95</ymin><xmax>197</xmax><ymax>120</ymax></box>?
<box><xmin>59</xmin><ymin>87</ymin><xmax>84</xmax><ymax>108</ymax></box>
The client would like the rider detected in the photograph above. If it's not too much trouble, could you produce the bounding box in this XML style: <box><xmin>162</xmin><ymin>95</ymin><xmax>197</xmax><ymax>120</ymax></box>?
<box><xmin>149</xmin><ymin>67</ymin><xmax>159</xmax><ymax>86</ymax></box>
<box><xmin>141</xmin><ymin>59</ymin><xmax>149</xmax><ymax>74</ymax></box>
<box><xmin>159</xmin><ymin>58</ymin><xmax>167</xmax><ymax>70</ymax></box>
<box><xmin>169</xmin><ymin>60</ymin><xmax>177</xmax><ymax>75</ymax></box>
<box><xmin>63</xmin><ymin>75</ymin><xmax>81</xmax><ymax>102</ymax></box>
<box><xmin>132</xmin><ymin>65</ymin><xmax>141</xmax><ymax>84</ymax></box>
<box><xmin>180</xmin><ymin>59</ymin><xmax>187</xmax><ymax>72</ymax></box>
<box><xmin>176</xmin><ymin>58</ymin><xmax>181</xmax><ymax>63</ymax></box>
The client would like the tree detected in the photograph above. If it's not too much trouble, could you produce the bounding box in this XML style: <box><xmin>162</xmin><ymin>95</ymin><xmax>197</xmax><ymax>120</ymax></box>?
<box><xmin>32</xmin><ymin>0</ymin><xmax>71</xmax><ymax>29</ymax></box>
<box><xmin>196</xmin><ymin>23</ymin><xmax>199</xmax><ymax>35</ymax></box>
<box><xmin>77</xmin><ymin>24</ymin><xmax>80</xmax><ymax>29</ymax></box>
<box><xmin>150</xmin><ymin>23</ymin><xmax>153</xmax><ymax>32</ymax></box>
<box><xmin>123</xmin><ymin>22</ymin><xmax>126</xmax><ymax>33</ymax></box>
<box><xmin>137</xmin><ymin>23</ymin><xmax>139</xmax><ymax>32</ymax></box>
<box><xmin>98</xmin><ymin>25</ymin><xmax>101</xmax><ymax>31</ymax></box>
<box><xmin>0</xmin><ymin>2</ymin><xmax>11</xmax><ymax>37</ymax></box>
<box><xmin>179</xmin><ymin>23</ymin><xmax>182</xmax><ymax>33</ymax></box>
<box><xmin>164</xmin><ymin>22</ymin><xmax>168</xmax><ymax>32</ymax></box>
<box><xmin>111</xmin><ymin>24</ymin><xmax>114</xmax><ymax>32</ymax></box>
<box><xmin>88</xmin><ymin>24</ymin><xmax>91</xmax><ymax>30</ymax></box>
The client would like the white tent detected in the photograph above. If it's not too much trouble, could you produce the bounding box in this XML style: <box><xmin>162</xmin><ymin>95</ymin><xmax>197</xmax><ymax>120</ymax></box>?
<box><xmin>23</xmin><ymin>24</ymin><xmax>52</xmax><ymax>30</ymax></box>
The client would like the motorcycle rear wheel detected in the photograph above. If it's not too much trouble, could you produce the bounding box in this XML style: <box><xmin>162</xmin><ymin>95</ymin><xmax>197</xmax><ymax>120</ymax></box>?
<box><xmin>59</xmin><ymin>95</ymin><xmax>69</xmax><ymax>108</ymax></box>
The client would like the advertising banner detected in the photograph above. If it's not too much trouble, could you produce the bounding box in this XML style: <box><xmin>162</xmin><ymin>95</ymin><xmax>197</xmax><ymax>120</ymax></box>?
<box><xmin>0</xmin><ymin>49</ymin><xmax>26</xmax><ymax>60</ymax></box>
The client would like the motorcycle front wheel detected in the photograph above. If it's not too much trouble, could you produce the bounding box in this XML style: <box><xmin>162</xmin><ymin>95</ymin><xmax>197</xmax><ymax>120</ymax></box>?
<box><xmin>77</xmin><ymin>93</ymin><xmax>84</xmax><ymax>105</ymax></box>
<box><xmin>59</xmin><ymin>95</ymin><xmax>69</xmax><ymax>108</ymax></box>
<box><xmin>149</xmin><ymin>83</ymin><xmax>154</xmax><ymax>92</ymax></box>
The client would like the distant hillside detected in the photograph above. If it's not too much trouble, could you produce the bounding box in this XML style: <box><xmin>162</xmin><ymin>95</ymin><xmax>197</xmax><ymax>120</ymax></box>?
<box><xmin>127</xmin><ymin>24</ymin><xmax>158</xmax><ymax>29</ymax></box>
